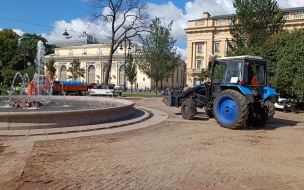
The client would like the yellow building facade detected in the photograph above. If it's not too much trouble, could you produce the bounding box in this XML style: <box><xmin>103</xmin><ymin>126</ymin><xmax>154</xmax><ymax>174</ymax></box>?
<box><xmin>184</xmin><ymin>7</ymin><xmax>304</xmax><ymax>87</ymax></box>
<box><xmin>46</xmin><ymin>43</ymin><xmax>186</xmax><ymax>90</ymax></box>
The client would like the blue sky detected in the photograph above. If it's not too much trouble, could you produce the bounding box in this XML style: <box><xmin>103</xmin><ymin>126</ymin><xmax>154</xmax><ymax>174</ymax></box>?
<box><xmin>1</xmin><ymin>0</ymin><xmax>303</xmax><ymax>59</ymax></box>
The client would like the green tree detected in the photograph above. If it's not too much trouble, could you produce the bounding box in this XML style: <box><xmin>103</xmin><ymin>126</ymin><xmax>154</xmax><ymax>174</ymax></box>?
<box><xmin>89</xmin><ymin>0</ymin><xmax>149</xmax><ymax>87</ymax></box>
<box><xmin>46</xmin><ymin>57</ymin><xmax>57</xmax><ymax>81</ymax></box>
<box><xmin>260</xmin><ymin>30</ymin><xmax>290</xmax><ymax>81</ymax></box>
<box><xmin>0</xmin><ymin>29</ymin><xmax>21</xmax><ymax>85</ymax></box>
<box><xmin>67</xmin><ymin>59</ymin><xmax>85</xmax><ymax>81</ymax></box>
<box><xmin>19</xmin><ymin>33</ymin><xmax>56</xmax><ymax>69</ymax></box>
<box><xmin>228</xmin><ymin>0</ymin><xmax>285</xmax><ymax>55</ymax></box>
<box><xmin>124</xmin><ymin>52</ymin><xmax>137</xmax><ymax>94</ymax></box>
<box><xmin>137</xmin><ymin>17</ymin><xmax>181</xmax><ymax>94</ymax></box>
<box><xmin>269</xmin><ymin>29</ymin><xmax>304</xmax><ymax>100</ymax></box>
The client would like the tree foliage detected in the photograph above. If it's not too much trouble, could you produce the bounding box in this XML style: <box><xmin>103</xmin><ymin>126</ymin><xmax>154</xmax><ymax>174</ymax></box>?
<box><xmin>67</xmin><ymin>59</ymin><xmax>85</xmax><ymax>81</ymax></box>
<box><xmin>0</xmin><ymin>29</ymin><xmax>56</xmax><ymax>86</ymax></box>
<box><xmin>228</xmin><ymin>0</ymin><xmax>285</xmax><ymax>55</ymax></box>
<box><xmin>261</xmin><ymin>29</ymin><xmax>304</xmax><ymax>100</ymax></box>
<box><xmin>89</xmin><ymin>0</ymin><xmax>149</xmax><ymax>87</ymax></box>
<box><xmin>124</xmin><ymin>52</ymin><xmax>137</xmax><ymax>93</ymax></box>
<box><xmin>137</xmin><ymin>17</ymin><xmax>181</xmax><ymax>93</ymax></box>
<box><xmin>46</xmin><ymin>57</ymin><xmax>57</xmax><ymax>81</ymax></box>
<box><xmin>0</xmin><ymin>29</ymin><xmax>21</xmax><ymax>85</ymax></box>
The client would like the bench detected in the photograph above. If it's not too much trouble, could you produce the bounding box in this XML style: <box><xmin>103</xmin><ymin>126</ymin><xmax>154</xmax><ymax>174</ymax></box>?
<box><xmin>88</xmin><ymin>89</ymin><xmax>114</xmax><ymax>97</ymax></box>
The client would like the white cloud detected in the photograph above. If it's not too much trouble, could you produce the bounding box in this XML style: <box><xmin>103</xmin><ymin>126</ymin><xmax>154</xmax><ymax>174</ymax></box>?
<box><xmin>11</xmin><ymin>0</ymin><xmax>304</xmax><ymax>60</ymax></box>
<box><xmin>275</xmin><ymin>0</ymin><xmax>304</xmax><ymax>8</ymax></box>
<box><xmin>185</xmin><ymin>0</ymin><xmax>235</xmax><ymax>20</ymax></box>
<box><xmin>0</xmin><ymin>27</ymin><xmax>25</xmax><ymax>37</ymax></box>
<box><xmin>12</xmin><ymin>29</ymin><xmax>25</xmax><ymax>36</ymax></box>
<box><xmin>41</xmin><ymin>18</ymin><xmax>110</xmax><ymax>44</ymax></box>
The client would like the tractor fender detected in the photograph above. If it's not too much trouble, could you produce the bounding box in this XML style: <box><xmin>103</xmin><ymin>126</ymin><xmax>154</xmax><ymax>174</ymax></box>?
<box><xmin>220</xmin><ymin>84</ymin><xmax>253</xmax><ymax>95</ymax></box>
<box><xmin>263</xmin><ymin>86</ymin><xmax>278</xmax><ymax>103</ymax></box>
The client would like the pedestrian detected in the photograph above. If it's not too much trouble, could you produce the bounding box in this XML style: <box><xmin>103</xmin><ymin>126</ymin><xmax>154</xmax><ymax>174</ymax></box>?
<box><xmin>183</xmin><ymin>85</ymin><xmax>189</xmax><ymax>92</ymax></box>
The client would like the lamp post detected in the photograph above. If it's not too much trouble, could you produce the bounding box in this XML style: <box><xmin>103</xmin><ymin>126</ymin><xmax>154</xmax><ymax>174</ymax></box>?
<box><xmin>63</xmin><ymin>30</ymin><xmax>71</xmax><ymax>39</ymax></box>
<box><xmin>120</xmin><ymin>38</ymin><xmax>132</xmax><ymax>91</ymax></box>
<box><xmin>21</xmin><ymin>45</ymin><xmax>28</xmax><ymax>71</ymax></box>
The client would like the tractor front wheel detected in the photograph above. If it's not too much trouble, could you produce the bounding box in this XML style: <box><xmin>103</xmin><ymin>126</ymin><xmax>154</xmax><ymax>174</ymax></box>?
<box><xmin>213</xmin><ymin>89</ymin><xmax>248</xmax><ymax>129</ymax></box>
<box><xmin>181</xmin><ymin>98</ymin><xmax>197</xmax><ymax>120</ymax></box>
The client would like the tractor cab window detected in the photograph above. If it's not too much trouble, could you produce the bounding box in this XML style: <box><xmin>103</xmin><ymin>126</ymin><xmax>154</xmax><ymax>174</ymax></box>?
<box><xmin>212</xmin><ymin>62</ymin><xmax>227</xmax><ymax>83</ymax></box>
<box><xmin>223</xmin><ymin>61</ymin><xmax>243</xmax><ymax>83</ymax></box>
<box><xmin>245</xmin><ymin>62</ymin><xmax>266</xmax><ymax>85</ymax></box>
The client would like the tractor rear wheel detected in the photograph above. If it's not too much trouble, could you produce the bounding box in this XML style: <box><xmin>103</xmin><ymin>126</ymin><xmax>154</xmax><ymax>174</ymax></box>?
<box><xmin>213</xmin><ymin>89</ymin><xmax>248</xmax><ymax>129</ymax></box>
<box><xmin>246</xmin><ymin>100</ymin><xmax>275</xmax><ymax>126</ymax></box>
<box><xmin>181</xmin><ymin>98</ymin><xmax>197</xmax><ymax>120</ymax></box>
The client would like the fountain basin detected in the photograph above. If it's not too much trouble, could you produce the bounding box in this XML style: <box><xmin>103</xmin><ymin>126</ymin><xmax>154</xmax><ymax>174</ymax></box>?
<box><xmin>0</xmin><ymin>96</ymin><xmax>135</xmax><ymax>130</ymax></box>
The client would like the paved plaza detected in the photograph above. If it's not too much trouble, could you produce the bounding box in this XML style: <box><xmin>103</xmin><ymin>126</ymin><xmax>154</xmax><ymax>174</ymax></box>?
<box><xmin>1</xmin><ymin>97</ymin><xmax>304</xmax><ymax>189</ymax></box>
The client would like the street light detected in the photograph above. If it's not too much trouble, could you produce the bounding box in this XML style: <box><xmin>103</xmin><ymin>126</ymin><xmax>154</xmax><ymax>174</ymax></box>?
<box><xmin>120</xmin><ymin>38</ymin><xmax>132</xmax><ymax>91</ymax></box>
<box><xmin>21</xmin><ymin>45</ymin><xmax>29</xmax><ymax>71</ymax></box>
<box><xmin>63</xmin><ymin>30</ymin><xmax>71</xmax><ymax>39</ymax></box>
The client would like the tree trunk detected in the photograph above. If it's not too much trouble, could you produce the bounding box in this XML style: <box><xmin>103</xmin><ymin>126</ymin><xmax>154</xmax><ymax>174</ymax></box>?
<box><xmin>155</xmin><ymin>80</ymin><xmax>158</xmax><ymax>95</ymax></box>
<box><xmin>104</xmin><ymin>53</ymin><xmax>113</xmax><ymax>88</ymax></box>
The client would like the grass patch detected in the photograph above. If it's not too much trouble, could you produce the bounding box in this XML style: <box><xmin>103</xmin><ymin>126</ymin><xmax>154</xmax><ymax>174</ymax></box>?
<box><xmin>0</xmin><ymin>87</ymin><xmax>6</xmax><ymax>95</ymax></box>
<box><xmin>120</xmin><ymin>93</ymin><xmax>164</xmax><ymax>98</ymax></box>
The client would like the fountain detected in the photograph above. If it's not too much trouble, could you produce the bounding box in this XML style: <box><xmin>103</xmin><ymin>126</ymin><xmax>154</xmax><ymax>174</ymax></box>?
<box><xmin>0</xmin><ymin>41</ymin><xmax>136</xmax><ymax>131</ymax></box>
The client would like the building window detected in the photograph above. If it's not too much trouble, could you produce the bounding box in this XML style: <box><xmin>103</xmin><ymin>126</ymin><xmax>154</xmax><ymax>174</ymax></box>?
<box><xmin>88</xmin><ymin>65</ymin><xmax>95</xmax><ymax>84</ymax></box>
<box><xmin>143</xmin><ymin>78</ymin><xmax>145</xmax><ymax>81</ymax></box>
<box><xmin>215</xmin><ymin>43</ymin><xmax>220</xmax><ymax>52</ymax></box>
<box><xmin>197</xmin><ymin>43</ymin><xmax>203</xmax><ymax>53</ymax></box>
<box><xmin>295</xmin><ymin>11</ymin><xmax>304</xmax><ymax>19</ymax></box>
<box><xmin>227</xmin><ymin>18</ymin><xmax>232</xmax><ymax>25</ymax></box>
<box><xmin>197</xmin><ymin>60</ymin><xmax>202</xmax><ymax>70</ymax></box>
<box><xmin>215</xmin><ymin>19</ymin><xmax>223</xmax><ymax>26</ymax></box>
<box><xmin>283</xmin><ymin>12</ymin><xmax>290</xmax><ymax>20</ymax></box>
<box><xmin>176</xmin><ymin>69</ymin><xmax>179</xmax><ymax>83</ymax></box>
<box><xmin>180</xmin><ymin>69</ymin><xmax>184</xmax><ymax>83</ymax></box>
<box><xmin>226</xmin><ymin>41</ymin><xmax>232</xmax><ymax>52</ymax></box>
<box><xmin>118</xmin><ymin>65</ymin><xmax>125</xmax><ymax>85</ymax></box>
<box><xmin>59</xmin><ymin>65</ymin><xmax>67</xmax><ymax>81</ymax></box>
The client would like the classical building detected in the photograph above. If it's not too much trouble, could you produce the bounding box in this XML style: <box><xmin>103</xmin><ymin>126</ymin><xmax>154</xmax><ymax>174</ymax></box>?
<box><xmin>46</xmin><ymin>33</ymin><xmax>186</xmax><ymax>90</ymax></box>
<box><xmin>184</xmin><ymin>6</ymin><xmax>304</xmax><ymax>87</ymax></box>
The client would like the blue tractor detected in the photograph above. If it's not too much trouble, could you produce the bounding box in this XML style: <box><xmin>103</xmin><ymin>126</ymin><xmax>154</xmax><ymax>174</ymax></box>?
<box><xmin>166</xmin><ymin>55</ymin><xmax>278</xmax><ymax>129</ymax></box>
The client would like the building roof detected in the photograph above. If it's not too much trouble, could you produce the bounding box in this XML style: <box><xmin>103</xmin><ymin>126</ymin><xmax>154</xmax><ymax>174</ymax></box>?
<box><xmin>189</xmin><ymin>7</ymin><xmax>304</xmax><ymax>22</ymax></box>
<box><xmin>54</xmin><ymin>31</ymin><xmax>100</xmax><ymax>48</ymax></box>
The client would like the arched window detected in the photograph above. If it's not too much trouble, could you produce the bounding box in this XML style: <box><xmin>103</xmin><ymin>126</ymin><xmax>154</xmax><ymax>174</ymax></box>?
<box><xmin>88</xmin><ymin>65</ymin><xmax>95</xmax><ymax>84</ymax></box>
<box><xmin>59</xmin><ymin>65</ymin><xmax>67</xmax><ymax>81</ymax></box>
<box><xmin>180</xmin><ymin>69</ymin><xmax>184</xmax><ymax>83</ymax></box>
<box><xmin>118</xmin><ymin>65</ymin><xmax>125</xmax><ymax>86</ymax></box>
<box><xmin>176</xmin><ymin>69</ymin><xmax>179</xmax><ymax>83</ymax></box>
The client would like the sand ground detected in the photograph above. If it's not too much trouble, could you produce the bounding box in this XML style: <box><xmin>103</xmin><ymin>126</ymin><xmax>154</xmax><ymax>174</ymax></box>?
<box><xmin>1</xmin><ymin>97</ymin><xmax>304</xmax><ymax>190</ymax></box>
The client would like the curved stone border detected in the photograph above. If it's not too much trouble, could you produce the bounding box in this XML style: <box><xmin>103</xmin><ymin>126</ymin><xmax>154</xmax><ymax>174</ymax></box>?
<box><xmin>0</xmin><ymin>106</ymin><xmax>168</xmax><ymax>141</ymax></box>
<box><xmin>0</xmin><ymin>96</ymin><xmax>135</xmax><ymax>130</ymax></box>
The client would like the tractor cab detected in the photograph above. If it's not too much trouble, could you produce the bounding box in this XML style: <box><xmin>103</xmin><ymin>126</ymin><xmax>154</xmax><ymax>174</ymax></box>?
<box><xmin>211</xmin><ymin>56</ymin><xmax>269</xmax><ymax>100</ymax></box>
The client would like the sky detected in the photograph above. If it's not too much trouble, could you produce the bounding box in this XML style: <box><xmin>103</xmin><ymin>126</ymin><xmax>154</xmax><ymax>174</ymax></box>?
<box><xmin>1</xmin><ymin>0</ymin><xmax>304</xmax><ymax>59</ymax></box>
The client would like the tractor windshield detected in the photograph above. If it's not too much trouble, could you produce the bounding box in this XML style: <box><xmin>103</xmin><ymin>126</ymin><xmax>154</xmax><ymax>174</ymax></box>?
<box><xmin>244</xmin><ymin>62</ymin><xmax>266</xmax><ymax>85</ymax></box>
<box><xmin>223</xmin><ymin>61</ymin><xmax>243</xmax><ymax>83</ymax></box>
